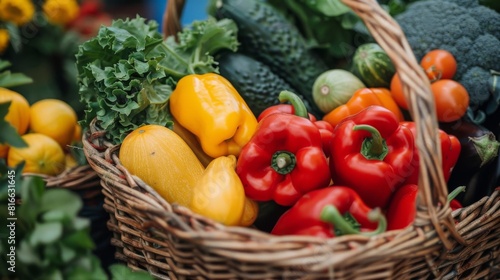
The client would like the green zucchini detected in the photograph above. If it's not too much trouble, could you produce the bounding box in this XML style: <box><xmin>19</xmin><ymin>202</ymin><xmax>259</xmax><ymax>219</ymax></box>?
<box><xmin>218</xmin><ymin>51</ymin><xmax>316</xmax><ymax>117</ymax></box>
<box><xmin>215</xmin><ymin>0</ymin><xmax>329</xmax><ymax>117</ymax></box>
<box><xmin>351</xmin><ymin>43</ymin><xmax>396</xmax><ymax>88</ymax></box>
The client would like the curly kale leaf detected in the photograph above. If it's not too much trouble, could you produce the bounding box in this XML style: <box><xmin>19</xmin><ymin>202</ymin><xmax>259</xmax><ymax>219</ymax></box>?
<box><xmin>76</xmin><ymin>16</ymin><xmax>238</xmax><ymax>144</ymax></box>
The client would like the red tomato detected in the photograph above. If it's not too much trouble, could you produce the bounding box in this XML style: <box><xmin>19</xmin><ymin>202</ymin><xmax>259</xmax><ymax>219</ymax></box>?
<box><xmin>389</xmin><ymin>73</ymin><xmax>408</xmax><ymax>110</ymax></box>
<box><xmin>420</xmin><ymin>49</ymin><xmax>457</xmax><ymax>81</ymax></box>
<box><xmin>431</xmin><ymin>79</ymin><xmax>469</xmax><ymax>122</ymax></box>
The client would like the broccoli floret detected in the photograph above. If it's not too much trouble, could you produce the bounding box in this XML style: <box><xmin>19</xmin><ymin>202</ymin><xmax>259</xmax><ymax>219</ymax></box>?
<box><xmin>468</xmin><ymin>35</ymin><xmax>500</xmax><ymax>72</ymax></box>
<box><xmin>452</xmin><ymin>0</ymin><xmax>479</xmax><ymax>8</ymax></box>
<box><xmin>395</xmin><ymin>0</ymin><xmax>500</xmax><ymax>121</ymax></box>
<box><xmin>470</xmin><ymin>6</ymin><xmax>500</xmax><ymax>38</ymax></box>
<box><xmin>461</xmin><ymin>67</ymin><xmax>491</xmax><ymax>110</ymax></box>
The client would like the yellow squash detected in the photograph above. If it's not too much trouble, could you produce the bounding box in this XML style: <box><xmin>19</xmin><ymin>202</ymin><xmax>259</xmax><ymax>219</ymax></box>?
<box><xmin>119</xmin><ymin>124</ymin><xmax>205</xmax><ymax>207</ymax></box>
<box><xmin>190</xmin><ymin>155</ymin><xmax>258</xmax><ymax>226</ymax></box>
<box><xmin>239</xmin><ymin>197</ymin><xmax>259</xmax><ymax>227</ymax></box>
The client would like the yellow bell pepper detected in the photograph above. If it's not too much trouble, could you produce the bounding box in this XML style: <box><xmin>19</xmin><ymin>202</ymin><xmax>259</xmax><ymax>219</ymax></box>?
<box><xmin>169</xmin><ymin>73</ymin><xmax>258</xmax><ymax>158</ymax></box>
<box><xmin>190</xmin><ymin>155</ymin><xmax>258</xmax><ymax>226</ymax></box>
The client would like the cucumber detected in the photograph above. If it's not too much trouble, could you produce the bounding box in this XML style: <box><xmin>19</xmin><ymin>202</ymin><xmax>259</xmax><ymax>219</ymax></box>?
<box><xmin>218</xmin><ymin>51</ymin><xmax>316</xmax><ymax>117</ymax></box>
<box><xmin>352</xmin><ymin>43</ymin><xmax>396</xmax><ymax>88</ymax></box>
<box><xmin>215</xmin><ymin>0</ymin><xmax>329</xmax><ymax>117</ymax></box>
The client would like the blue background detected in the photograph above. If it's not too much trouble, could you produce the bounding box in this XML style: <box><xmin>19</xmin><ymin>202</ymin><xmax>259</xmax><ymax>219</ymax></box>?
<box><xmin>148</xmin><ymin>0</ymin><xmax>210</xmax><ymax>31</ymax></box>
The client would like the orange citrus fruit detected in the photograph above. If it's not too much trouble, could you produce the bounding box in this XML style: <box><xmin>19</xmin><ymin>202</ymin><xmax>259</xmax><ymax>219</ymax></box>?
<box><xmin>65</xmin><ymin>152</ymin><xmax>78</xmax><ymax>170</ymax></box>
<box><xmin>29</xmin><ymin>99</ymin><xmax>77</xmax><ymax>148</ymax></box>
<box><xmin>73</xmin><ymin>122</ymin><xmax>82</xmax><ymax>143</ymax></box>
<box><xmin>7</xmin><ymin>133</ymin><xmax>66</xmax><ymax>175</ymax></box>
<box><xmin>0</xmin><ymin>87</ymin><xmax>31</xmax><ymax>158</ymax></box>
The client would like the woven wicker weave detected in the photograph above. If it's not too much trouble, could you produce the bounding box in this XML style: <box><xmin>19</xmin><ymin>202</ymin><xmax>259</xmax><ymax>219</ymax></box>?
<box><xmin>83</xmin><ymin>0</ymin><xmax>500</xmax><ymax>279</ymax></box>
<box><xmin>28</xmin><ymin>164</ymin><xmax>102</xmax><ymax>204</ymax></box>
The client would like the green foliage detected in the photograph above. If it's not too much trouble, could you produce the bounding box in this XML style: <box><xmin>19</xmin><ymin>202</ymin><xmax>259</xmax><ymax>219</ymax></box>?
<box><xmin>0</xmin><ymin>60</ymin><xmax>33</xmax><ymax>88</ymax></box>
<box><xmin>2</xmin><ymin>17</ymin><xmax>83</xmax><ymax>117</ymax></box>
<box><xmin>0</xmin><ymin>165</ymin><xmax>155</xmax><ymax>280</ymax></box>
<box><xmin>0</xmin><ymin>160</ymin><xmax>24</xmax><ymax>201</ymax></box>
<box><xmin>0</xmin><ymin>175</ymin><xmax>107</xmax><ymax>279</ymax></box>
<box><xmin>479</xmin><ymin>0</ymin><xmax>500</xmax><ymax>12</ymax></box>
<box><xmin>265</xmin><ymin>0</ymin><xmax>371</xmax><ymax>67</ymax></box>
<box><xmin>76</xmin><ymin>16</ymin><xmax>239</xmax><ymax>144</ymax></box>
<box><xmin>108</xmin><ymin>264</ymin><xmax>154</xmax><ymax>280</ymax></box>
<box><xmin>0</xmin><ymin>59</ymin><xmax>31</xmax><ymax>156</ymax></box>
<box><xmin>377</xmin><ymin>0</ymin><xmax>421</xmax><ymax>15</ymax></box>
<box><xmin>0</xmin><ymin>102</ymin><xmax>27</xmax><ymax>148</ymax></box>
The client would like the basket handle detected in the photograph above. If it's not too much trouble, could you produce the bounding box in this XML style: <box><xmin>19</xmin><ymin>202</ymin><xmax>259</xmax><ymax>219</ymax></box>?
<box><xmin>342</xmin><ymin>0</ymin><xmax>465</xmax><ymax>247</ymax></box>
<box><xmin>162</xmin><ymin>0</ymin><xmax>185</xmax><ymax>38</ymax></box>
<box><xmin>161</xmin><ymin>0</ymin><xmax>465</xmax><ymax>248</ymax></box>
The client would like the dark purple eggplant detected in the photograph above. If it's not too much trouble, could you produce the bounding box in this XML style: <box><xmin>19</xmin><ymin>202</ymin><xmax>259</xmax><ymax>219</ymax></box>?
<box><xmin>253</xmin><ymin>201</ymin><xmax>290</xmax><ymax>233</ymax></box>
<box><xmin>440</xmin><ymin>119</ymin><xmax>500</xmax><ymax>171</ymax></box>
<box><xmin>440</xmin><ymin>118</ymin><xmax>500</xmax><ymax>206</ymax></box>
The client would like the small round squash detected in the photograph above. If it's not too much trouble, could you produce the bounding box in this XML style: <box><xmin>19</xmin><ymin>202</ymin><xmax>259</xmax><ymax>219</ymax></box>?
<box><xmin>119</xmin><ymin>124</ymin><xmax>205</xmax><ymax>207</ymax></box>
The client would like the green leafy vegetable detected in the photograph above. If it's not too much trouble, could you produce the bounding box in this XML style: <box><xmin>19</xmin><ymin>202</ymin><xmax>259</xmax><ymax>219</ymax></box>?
<box><xmin>377</xmin><ymin>0</ymin><xmax>422</xmax><ymax>15</ymax></box>
<box><xmin>76</xmin><ymin>16</ymin><xmax>239</xmax><ymax>144</ymax></box>
<box><xmin>301</xmin><ymin>0</ymin><xmax>351</xmax><ymax>16</ymax></box>
<box><xmin>264</xmin><ymin>0</ymin><xmax>370</xmax><ymax>67</ymax></box>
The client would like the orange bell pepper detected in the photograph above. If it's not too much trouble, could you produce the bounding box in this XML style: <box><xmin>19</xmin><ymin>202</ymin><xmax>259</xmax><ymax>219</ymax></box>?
<box><xmin>322</xmin><ymin>88</ymin><xmax>404</xmax><ymax>127</ymax></box>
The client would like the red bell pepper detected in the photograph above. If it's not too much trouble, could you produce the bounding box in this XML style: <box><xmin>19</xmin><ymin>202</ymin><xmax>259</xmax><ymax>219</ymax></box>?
<box><xmin>400</xmin><ymin>121</ymin><xmax>461</xmax><ymax>185</ymax></box>
<box><xmin>385</xmin><ymin>184</ymin><xmax>418</xmax><ymax>231</ymax></box>
<box><xmin>236</xmin><ymin>91</ymin><xmax>331</xmax><ymax>206</ymax></box>
<box><xmin>329</xmin><ymin>105</ymin><xmax>415</xmax><ymax>209</ymax></box>
<box><xmin>271</xmin><ymin>186</ymin><xmax>387</xmax><ymax>238</ymax></box>
<box><xmin>449</xmin><ymin>199</ymin><xmax>463</xmax><ymax>211</ymax></box>
<box><xmin>258</xmin><ymin>104</ymin><xmax>334</xmax><ymax>157</ymax></box>
<box><xmin>258</xmin><ymin>104</ymin><xmax>317</xmax><ymax>121</ymax></box>
<box><xmin>386</xmin><ymin>185</ymin><xmax>465</xmax><ymax>230</ymax></box>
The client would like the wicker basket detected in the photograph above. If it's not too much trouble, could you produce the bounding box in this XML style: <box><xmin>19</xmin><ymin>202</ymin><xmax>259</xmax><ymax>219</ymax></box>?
<box><xmin>82</xmin><ymin>0</ymin><xmax>500</xmax><ymax>279</ymax></box>
<box><xmin>26</xmin><ymin>164</ymin><xmax>102</xmax><ymax>204</ymax></box>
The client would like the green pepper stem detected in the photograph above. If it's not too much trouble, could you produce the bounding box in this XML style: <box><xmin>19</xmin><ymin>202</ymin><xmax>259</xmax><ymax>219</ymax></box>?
<box><xmin>447</xmin><ymin>186</ymin><xmax>466</xmax><ymax>202</ymax></box>
<box><xmin>320</xmin><ymin>205</ymin><xmax>387</xmax><ymax>237</ymax></box>
<box><xmin>353</xmin><ymin>124</ymin><xmax>389</xmax><ymax>160</ymax></box>
<box><xmin>278</xmin><ymin>90</ymin><xmax>309</xmax><ymax>118</ymax></box>
<box><xmin>271</xmin><ymin>151</ymin><xmax>297</xmax><ymax>175</ymax></box>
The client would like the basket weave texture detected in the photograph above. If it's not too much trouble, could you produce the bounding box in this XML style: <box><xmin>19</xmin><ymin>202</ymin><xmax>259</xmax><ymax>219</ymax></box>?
<box><xmin>30</xmin><ymin>164</ymin><xmax>102</xmax><ymax>204</ymax></box>
<box><xmin>83</xmin><ymin>0</ymin><xmax>500</xmax><ymax>279</ymax></box>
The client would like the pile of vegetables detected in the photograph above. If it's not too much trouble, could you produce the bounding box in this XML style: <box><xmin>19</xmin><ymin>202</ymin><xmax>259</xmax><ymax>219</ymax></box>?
<box><xmin>76</xmin><ymin>16</ymin><xmax>239</xmax><ymax>144</ymax></box>
<box><xmin>392</xmin><ymin>0</ymin><xmax>500</xmax><ymax>124</ymax></box>
<box><xmin>71</xmin><ymin>0</ymin><xmax>500</xmax><ymax>238</ymax></box>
